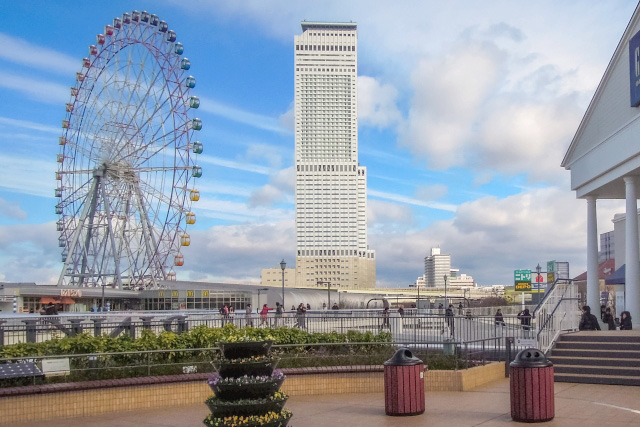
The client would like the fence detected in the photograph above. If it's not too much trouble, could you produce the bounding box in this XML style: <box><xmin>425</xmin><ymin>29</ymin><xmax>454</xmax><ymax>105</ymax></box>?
<box><xmin>0</xmin><ymin>311</ymin><xmax>543</xmax><ymax>347</ymax></box>
<box><xmin>534</xmin><ymin>279</ymin><xmax>580</xmax><ymax>353</ymax></box>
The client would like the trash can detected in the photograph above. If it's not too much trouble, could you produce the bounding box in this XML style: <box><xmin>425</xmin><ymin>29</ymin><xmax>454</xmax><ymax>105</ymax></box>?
<box><xmin>509</xmin><ymin>347</ymin><xmax>554</xmax><ymax>423</ymax></box>
<box><xmin>442</xmin><ymin>338</ymin><xmax>455</xmax><ymax>355</ymax></box>
<box><xmin>384</xmin><ymin>347</ymin><xmax>425</xmax><ymax>416</ymax></box>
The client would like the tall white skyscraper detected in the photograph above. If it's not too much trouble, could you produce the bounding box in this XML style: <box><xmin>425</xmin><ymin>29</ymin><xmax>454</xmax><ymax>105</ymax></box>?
<box><xmin>424</xmin><ymin>247</ymin><xmax>451</xmax><ymax>288</ymax></box>
<box><xmin>293</xmin><ymin>22</ymin><xmax>375</xmax><ymax>289</ymax></box>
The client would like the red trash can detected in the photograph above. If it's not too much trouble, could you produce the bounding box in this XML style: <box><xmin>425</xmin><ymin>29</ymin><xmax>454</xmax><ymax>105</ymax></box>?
<box><xmin>384</xmin><ymin>348</ymin><xmax>425</xmax><ymax>416</ymax></box>
<box><xmin>510</xmin><ymin>348</ymin><xmax>554</xmax><ymax>423</ymax></box>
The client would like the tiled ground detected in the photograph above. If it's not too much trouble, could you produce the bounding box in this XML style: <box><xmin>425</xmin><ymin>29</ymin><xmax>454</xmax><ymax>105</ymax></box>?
<box><xmin>14</xmin><ymin>378</ymin><xmax>640</xmax><ymax>426</ymax></box>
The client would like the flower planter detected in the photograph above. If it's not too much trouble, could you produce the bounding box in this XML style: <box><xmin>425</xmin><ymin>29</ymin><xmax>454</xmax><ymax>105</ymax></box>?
<box><xmin>205</xmin><ymin>397</ymin><xmax>288</xmax><ymax>417</ymax></box>
<box><xmin>209</xmin><ymin>374</ymin><xmax>285</xmax><ymax>400</ymax></box>
<box><xmin>218</xmin><ymin>341</ymin><xmax>274</xmax><ymax>360</ymax></box>
<box><xmin>213</xmin><ymin>358</ymin><xmax>278</xmax><ymax>379</ymax></box>
<box><xmin>203</xmin><ymin>410</ymin><xmax>292</xmax><ymax>427</ymax></box>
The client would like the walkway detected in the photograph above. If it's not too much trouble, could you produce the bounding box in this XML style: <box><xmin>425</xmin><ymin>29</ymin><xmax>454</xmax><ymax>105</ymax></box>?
<box><xmin>14</xmin><ymin>378</ymin><xmax>640</xmax><ymax>426</ymax></box>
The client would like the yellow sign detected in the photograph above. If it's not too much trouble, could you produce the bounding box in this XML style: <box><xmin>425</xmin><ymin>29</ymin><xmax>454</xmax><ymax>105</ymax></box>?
<box><xmin>186</xmin><ymin>290</ymin><xmax>194</xmax><ymax>297</ymax></box>
<box><xmin>515</xmin><ymin>282</ymin><xmax>532</xmax><ymax>291</ymax></box>
<box><xmin>202</xmin><ymin>290</ymin><xmax>209</xmax><ymax>297</ymax></box>
<box><xmin>171</xmin><ymin>290</ymin><xmax>179</xmax><ymax>297</ymax></box>
<box><xmin>547</xmin><ymin>273</ymin><xmax>555</xmax><ymax>284</ymax></box>
<box><xmin>158</xmin><ymin>291</ymin><xmax>164</xmax><ymax>297</ymax></box>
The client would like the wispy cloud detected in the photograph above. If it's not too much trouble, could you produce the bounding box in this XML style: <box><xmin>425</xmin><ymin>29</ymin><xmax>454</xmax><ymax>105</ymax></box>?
<box><xmin>0</xmin><ymin>71</ymin><xmax>68</xmax><ymax>104</ymax></box>
<box><xmin>198</xmin><ymin>154</ymin><xmax>273</xmax><ymax>175</ymax></box>
<box><xmin>0</xmin><ymin>33</ymin><xmax>78</xmax><ymax>75</ymax></box>
<box><xmin>0</xmin><ymin>116</ymin><xmax>60</xmax><ymax>134</ymax></box>
<box><xmin>198</xmin><ymin>96</ymin><xmax>292</xmax><ymax>135</ymax></box>
<box><xmin>0</xmin><ymin>154</ymin><xmax>55</xmax><ymax>198</ymax></box>
<box><xmin>368</xmin><ymin>189</ymin><xmax>457</xmax><ymax>212</ymax></box>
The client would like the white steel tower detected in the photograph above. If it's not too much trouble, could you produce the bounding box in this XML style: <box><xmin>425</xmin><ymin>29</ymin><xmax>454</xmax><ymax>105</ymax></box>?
<box><xmin>293</xmin><ymin>22</ymin><xmax>376</xmax><ymax>289</ymax></box>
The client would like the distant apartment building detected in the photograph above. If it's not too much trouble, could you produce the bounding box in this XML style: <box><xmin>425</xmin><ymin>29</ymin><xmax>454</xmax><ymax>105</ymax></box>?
<box><xmin>599</xmin><ymin>230</ymin><xmax>615</xmax><ymax>263</ymax></box>
<box><xmin>261</xmin><ymin>21</ymin><xmax>375</xmax><ymax>290</ymax></box>
<box><xmin>449</xmin><ymin>273</ymin><xmax>475</xmax><ymax>288</ymax></box>
<box><xmin>424</xmin><ymin>247</ymin><xmax>451</xmax><ymax>288</ymax></box>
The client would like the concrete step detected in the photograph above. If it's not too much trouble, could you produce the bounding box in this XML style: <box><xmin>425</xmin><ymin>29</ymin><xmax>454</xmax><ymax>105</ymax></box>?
<box><xmin>554</xmin><ymin>372</ymin><xmax>640</xmax><ymax>386</ymax></box>
<box><xmin>550</xmin><ymin>348</ymin><xmax>640</xmax><ymax>359</ymax></box>
<box><xmin>554</xmin><ymin>341</ymin><xmax>640</xmax><ymax>351</ymax></box>
<box><xmin>559</xmin><ymin>334</ymin><xmax>640</xmax><ymax>343</ymax></box>
<box><xmin>548</xmin><ymin>356</ymin><xmax>640</xmax><ymax>368</ymax></box>
<box><xmin>553</xmin><ymin>364</ymin><xmax>640</xmax><ymax>377</ymax></box>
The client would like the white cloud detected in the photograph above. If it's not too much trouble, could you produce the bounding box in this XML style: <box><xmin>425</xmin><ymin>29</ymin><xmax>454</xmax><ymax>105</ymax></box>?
<box><xmin>0</xmin><ymin>222</ymin><xmax>60</xmax><ymax>284</ymax></box>
<box><xmin>198</xmin><ymin>96</ymin><xmax>292</xmax><ymax>134</ymax></box>
<box><xmin>198</xmin><ymin>154</ymin><xmax>273</xmax><ymax>175</ymax></box>
<box><xmin>0</xmin><ymin>198</ymin><xmax>27</xmax><ymax>220</ymax></box>
<box><xmin>357</xmin><ymin>76</ymin><xmax>401</xmax><ymax>128</ymax></box>
<box><xmin>0</xmin><ymin>71</ymin><xmax>68</xmax><ymax>105</ymax></box>
<box><xmin>415</xmin><ymin>184</ymin><xmax>448</xmax><ymax>202</ymax></box>
<box><xmin>0</xmin><ymin>116</ymin><xmax>60</xmax><ymax>135</ymax></box>
<box><xmin>0</xmin><ymin>154</ymin><xmax>55</xmax><ymax>198</ymax></box>
<box><xmin>0</xmin><ymin>33</ymin><xmax>78</xmax><ymax>75</ymax></box>
<box><xmin>368</xmin><ymin>199</ymin><xmax>413</xmax><ymax>227</ymax></box>
<box><xmin>249</xmin><ymin>167</ymin><xmax>295</xmax><ymax>207</ymax></box>
<box><xmin>368</xmin><ymin>189</ymin><xmax>456</xmax><ymax>212</ymax></box>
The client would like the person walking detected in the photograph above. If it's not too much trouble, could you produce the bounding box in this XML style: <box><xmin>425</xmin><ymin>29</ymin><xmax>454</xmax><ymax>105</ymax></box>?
<box><xmin>445</xmin><ymin>304</ymin><xmax>455</xmax><ymax>337</ymax></box>
<box><xmin>517</xmin><ymin>308</ymin><xmax>532</xmax><ymax>337</ymax></box>
<box><xmin>620</xmin><ymin>311</ymin><xmax>633</xmax><ymax>330</ymax></box>
<box><xmin>578</xmin><ymin>305</ymin><xmax>601</xmax><ymax>331</ymax></box>
<box><xmin>602</xmin><ymin>307</ymin><xmax>616</xmax><ymax>330</ymax></box>
<box><xmin>458</xmin><ymin>302</ymin><xmax>464</xmax><ymax>315</ymax></box>
<box><xmin>494</xmin><ymin>309</ymin><xmax>504</xmax><ymax>326</ymax></box>
<box><xmin>382</xmin><ymin>306</ymin><xmax>390</xmax><ymax>329</ymax></box>
<box><xmin>245</xmin><ymin>303</ymin><xmax>254</xmax><ymax>327</ymax></box>
<box><xmin>296</xmin><ymin>303</ymin><xmax>307</xmax><ymax>328</ymax></box>
<box><xmin>260</xmin><ymin>304</ymin><xmax>273</xmax><ymax>326</ymax></box>
<box><xmin>274</xmin><ymin>302</ymin><xmax>283</xmax><ymax>327</ymax></box>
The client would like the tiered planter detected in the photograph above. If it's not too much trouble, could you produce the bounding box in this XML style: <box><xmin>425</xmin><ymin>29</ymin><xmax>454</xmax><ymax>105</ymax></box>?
<box><xmin>204</xmin><ymin>341</ymin><xmax>292</xmax><ymax>427</ymax></box>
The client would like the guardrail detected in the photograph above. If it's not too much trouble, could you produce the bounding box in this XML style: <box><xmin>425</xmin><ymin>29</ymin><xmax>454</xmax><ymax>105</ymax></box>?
<box><xmin>534</xmin><ymin>279</ymin><xmax>580</xmax><ymax>354</ymax></box>
<box><xmin>0</xmin><ymin>312</ymin><xmax>540</xmax><ymax>348</ymax></box>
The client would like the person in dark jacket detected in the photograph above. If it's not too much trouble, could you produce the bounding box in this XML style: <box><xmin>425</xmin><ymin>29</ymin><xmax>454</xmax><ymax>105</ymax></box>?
<box><xmin>578</xmin><ymin>305</ymin><xmax>601</xmax><ymax>331</ymax></box>
<box><xmin>602</xmin><ymin>307</ymin><xmax>616</xmax><ymax>330</ymax></box>
<box><xmin>517</xmin><ymin>308</ymin><xmax>532</xmax><ymax>337</ymax></box>
<box><xmin>444</xmin><ymin>304</ymin><xmax>455</xmax><ymax>336</ymax></box>
<box><xmin>620</xmin><ymin>311</ymin><xmax>633</xmax><ymax>330</ymax></box>
<box><xmin>494</xmin><ymin>309</ymin><xmax>504</xmax><ymax>326</ymax></box>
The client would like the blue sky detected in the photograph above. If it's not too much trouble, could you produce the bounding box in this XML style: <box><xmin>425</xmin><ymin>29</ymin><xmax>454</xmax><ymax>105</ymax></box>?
<box><xmin>0</xmin><ymin>1</ymin><xmax>637</xmax><ymax>287</ymax></box>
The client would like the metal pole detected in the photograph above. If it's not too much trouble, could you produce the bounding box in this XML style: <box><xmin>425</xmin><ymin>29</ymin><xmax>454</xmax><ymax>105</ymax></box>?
<box><xmin>280</xmin><ymin>259</ymin><xmax>286</xmax><ymax>309</ymax></box>
<box><xmin>101</xmin><ymin>284</ymin><xmax>105</xmax><ymax>311</ymax></box>
<box><xmin>328</xmin><ymin>282</ymin><xmax>331</xmax><ymax>309</ymax></box>
<box><xmin>444</xmin><ymin>275</ymin><xmax>448</xmax><ymax>305</ymax></box>
<box><xmin>536</xmin><ymin>263</ymin><xmax>541</xmax><ymax>303</ymax></box>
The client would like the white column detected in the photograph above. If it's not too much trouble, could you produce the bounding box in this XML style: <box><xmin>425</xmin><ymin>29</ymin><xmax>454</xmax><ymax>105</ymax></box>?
<box><xmin>624</xmin><ymin>176</ymin><xmax>640</xmax><ymax>319</ymax></box>
<box><xmin>586</xmin><ymin>196</ymin><xmax>599</xmax><ymax>313</ymax></box>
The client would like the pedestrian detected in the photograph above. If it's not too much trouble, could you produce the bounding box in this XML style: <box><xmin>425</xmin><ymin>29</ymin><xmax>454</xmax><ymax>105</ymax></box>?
<box><xmin>219</xmin><ymin>305</ymin><xmax>229</xmax><ymax>325</ymax></box>
<box><xmin>620</xmin><ymin>311</ymin><xmax>633</xmax><ymax>330</ymax></box>
<box><xmin>260</xmin><ymin>304</ymin><xmax>273</xmax><ymax>326</ymax></box>
<box><xmin>296</xmin><ymin>303</ymin><xmax>306</xmax><ymax>328</ymax></box>
<box><xmin>322</xmin><ymin>302</ymin><xmax>327</xmax><ymax>310</ymax></box>
<box><xmin>602</xmin><ymin>307</ymin><xmax>616</xmax><ymax>330</ymax></box>
<box><xmin>331</xmin><ymin>302</ymin><xmax>339</xmax><ymax>310</ymax></box>
<box><xmin>382</xmin><ymin>306</ymin><xmax>390</xmax><ymax>328</ymax></box>
<box><xmin>45</xmin><ymin>302</ymin><xmax>58</xmax><ymax>315</ymax></box>
<box><xmin>494</xmin><ymin>309</ymin><xmax>504</xmax><ymax>326</ymax></box>
<box><xmin>458</xmin><ymin>302</ymin><xmax>464</xmax><ymax>315</ymax></box>
<box><xmin>291</xmin><ymin>305</ymin><xmax>296</xmax><ymax>311</ymax></box>
<box><xmin>245</xmin><ymin>303</ymin><xmax>254</xmax><ymax>327</ymax></box>
<box><xmin>398</xmin><ymin>306</ymin><xmax>404</xmax><ymax>317</ymax></box>
<box><xmin>517</xmin><ymin>308</ymin><xmax>532</xmax><ymax>337</ymax></box>
<box><xmin>578</xmin><ymin>305</ymin><xmax>601</xmax><ymax>331</ymax></box>
<box><xmin>600</xmin><ymin>304</ymin><xmax>607</xmax><ymax>321</ymax></box>
<box><xmin>274</xmin><ymin>302</ymin><xmax>283</xmax><ymax>327</ymax></box>
<box><xmin>444</xmin><ymin>304</ymin><xmax>455</xmax><ymax>336</ymax></box>
<box><xmin>306</xmin><ymin>303</ymin><xmax>311</xmax><ymax>310</ymax></box>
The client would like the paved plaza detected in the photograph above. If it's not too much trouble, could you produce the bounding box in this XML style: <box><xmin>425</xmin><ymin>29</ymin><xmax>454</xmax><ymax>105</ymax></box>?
<box><xmin>13</xmin><ymin>378</ymin><xmax>640</xmax><ymax>426</ymax></box>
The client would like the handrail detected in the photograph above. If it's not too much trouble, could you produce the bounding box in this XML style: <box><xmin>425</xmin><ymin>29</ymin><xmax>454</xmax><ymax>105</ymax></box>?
<box><xmin>532</xmin><ymin>278</ymin><xmax>579</xmax><ymax>354</ymax></box>
<box><xmin>532</xmin><ymin>278</ymin><xmax>575</xmax><ymax>313</ymax></box>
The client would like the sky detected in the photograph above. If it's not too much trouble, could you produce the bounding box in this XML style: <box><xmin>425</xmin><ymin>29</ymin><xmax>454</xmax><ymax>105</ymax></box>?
<box><xmin>0</xmin><ymin>0</ymin><xmax>637</xmax><ymax>287</ymax></box>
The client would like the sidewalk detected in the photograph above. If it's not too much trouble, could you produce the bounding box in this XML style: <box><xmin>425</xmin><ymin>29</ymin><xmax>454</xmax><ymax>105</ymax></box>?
<box><xmin>14</xmin><ymin>378</ymin><xmax>640</xmax><ymax>426</ymax></box>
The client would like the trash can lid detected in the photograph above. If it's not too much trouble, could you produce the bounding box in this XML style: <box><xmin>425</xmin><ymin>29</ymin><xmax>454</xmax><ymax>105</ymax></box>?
<box><xmin>384</xmin><ymin>347</ymin><xmax>423</xmax><ymax>366</ymax></box>
<box><xmin>509</xmin><ymin>348</ymin><xmax>552</xmax><ymax>368</ymax></box>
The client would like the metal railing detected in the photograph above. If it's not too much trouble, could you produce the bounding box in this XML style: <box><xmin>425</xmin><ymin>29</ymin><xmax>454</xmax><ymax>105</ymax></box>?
<box><xmin>533</xmin><ymin>279</ymin><xmax>580</xmax><ymax>354</ymax></box>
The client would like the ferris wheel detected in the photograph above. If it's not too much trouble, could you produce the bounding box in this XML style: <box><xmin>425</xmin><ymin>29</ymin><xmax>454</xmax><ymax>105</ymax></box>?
<box><xmin>55</xmin><ymin>10</ymin><xmax>203</xmax><ymax>289</ymax></box>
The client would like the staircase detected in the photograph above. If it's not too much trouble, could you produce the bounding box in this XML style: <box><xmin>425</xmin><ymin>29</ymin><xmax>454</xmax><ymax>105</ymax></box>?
<box><xmin>549</xmin><ymin>331</ymin><xmax>640</xmax><ymax>386</ymax></box>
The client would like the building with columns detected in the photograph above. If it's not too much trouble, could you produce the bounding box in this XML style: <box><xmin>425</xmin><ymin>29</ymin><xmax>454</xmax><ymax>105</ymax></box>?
<box><xmin>562</xmin><ymin>4</ymin><xmax>640</xmax><ymax>318</ymax></box>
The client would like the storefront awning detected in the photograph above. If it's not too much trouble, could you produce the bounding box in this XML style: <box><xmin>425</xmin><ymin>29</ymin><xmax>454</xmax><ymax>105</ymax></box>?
<box><xmin>40</xmin><ymin>297</ymin><xmax>75</xmax><ymax>304</ymax></box>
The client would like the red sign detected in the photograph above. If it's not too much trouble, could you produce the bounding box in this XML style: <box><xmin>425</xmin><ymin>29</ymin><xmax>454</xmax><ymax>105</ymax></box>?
<box><xmin>536</xmin><ymin>274</ymin><xmax>543</xmax><ymax>283</ymax></box>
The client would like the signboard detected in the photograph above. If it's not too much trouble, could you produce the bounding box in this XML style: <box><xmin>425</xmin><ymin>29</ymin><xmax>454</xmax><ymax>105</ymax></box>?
<box><xmin>514</xmin><ymin>269</ymin><xmax>531</xmax><ymax>290</ymax></box>
<box><xmin>42</xmin><ymin>358</ymin><xmax>70</xmax><ymax>376</ymax></box>
<box><xmin>547</xmin><ymin>273</ymin><xmax>555</xmax><ymax>284</ymax></box>
<box><xmin>60</xmin><ymin>289</ymin><xmax>82</xmax><ymax>298</ymax></box>
<box><xmin>630</xmin><ymin>30</ymin><xmax>640</xmax><ymax>107</ymax></box>
<box><xmin>186</xmin><ymin>290</ymin><xmax>194</xmax><ymax>297</ymax></box>
<box><xmin>202</xmin><ymin>290</ymin><xmax>209</xmax><ymax>297</ymax></box>
<box><xmin>515</xmin><ymin>338</ymin><xmax>537</xmax><ymax>347</ymax></box>
<box><xmin>171</xmin><ymin>290</ymin><xmax>179</xmax><ymax>297</ymax></box>
<box><xmin>158</xmin><ymin>291</ymin><xmax>164</xmax><ymax>297</ymax></box>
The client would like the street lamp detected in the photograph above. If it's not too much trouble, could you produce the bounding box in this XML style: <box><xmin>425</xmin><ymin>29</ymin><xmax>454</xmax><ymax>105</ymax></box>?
<box><xmin>444</xmin><ymin>274</ymin><xmax>448</xmax><ymax>304</ymax></box>
<box><xmin>536</xmin><ymin>263</ymin><xmax>542</xmax><ymax>302</ymax></box>
<box><xmin>257</xmin><ymin>287</ymin><xmax>269</xmax><ymax>311</ymax></box>
<box><xmin>280</xmin><ymin>259</ymin><xmax>286</xmax><ymax>309</ymax></box>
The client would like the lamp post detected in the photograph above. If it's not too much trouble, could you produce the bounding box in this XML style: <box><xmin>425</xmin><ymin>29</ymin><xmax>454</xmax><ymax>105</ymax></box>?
<box><xmin>101</xmin><ymin>283</ymin><xmax>106</xmax><ymax>312</ymax></box>
<box><xmin>444</xmin><ymin>274</ymin><xmax>448</xmax><ymax>305</ymax></box>
<box><xmin>280</xmin><ymin>259</ymin><xmax>286</xmax><ymax>309</ymax></box>
<box><xmin>536</xmin><ymin>263</ymin><xmax>542</xmax><ymax>302</ymax></box>
<box><xmin>257</xmin><ymin>287</ymin><xmax>269</xmax><ymax>311</ymax></box>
